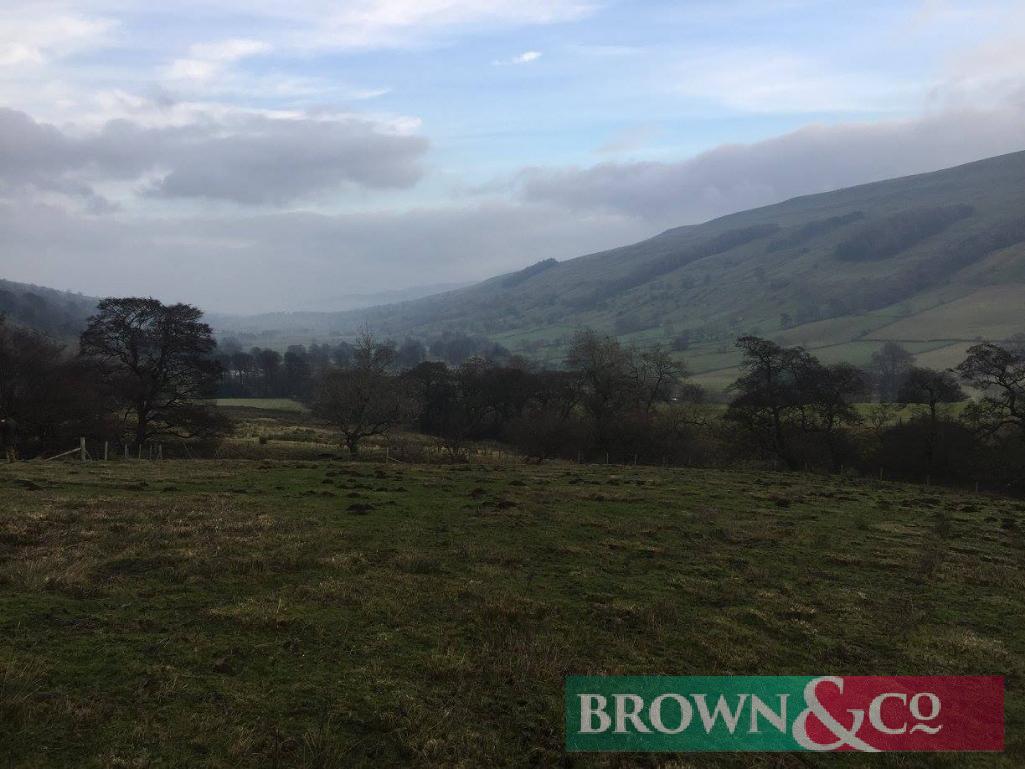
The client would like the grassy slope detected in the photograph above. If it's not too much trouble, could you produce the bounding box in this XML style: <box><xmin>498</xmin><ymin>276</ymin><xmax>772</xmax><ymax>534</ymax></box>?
<box><xmin>214</xmin><ymin>151</ymin><xmax>1025</xmax><ymax>385</ymax></box>
<box><xmin>1</xmin><ymin>458</ymin><xmax>1022</xmax><ymax>768</ymax></box>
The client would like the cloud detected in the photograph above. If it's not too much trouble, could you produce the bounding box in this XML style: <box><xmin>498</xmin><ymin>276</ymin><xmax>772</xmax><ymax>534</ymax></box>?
<box><xmin>0</xmin><ymin>107</ymin><xmax>429</xmax><ymax>207</ymax></box>
<box><xmin>595</xmin><ymin>125</ymin><xmax>657</xmax><ymax>156</ymax></box>
<box><xmin>517</xmin><ymin>104</ymin><xmax>1025</xmax><ymax>224</ymax></box>
<box><xmin>494</xmin><ymin>50</ymin><xmax>542</xmax><ymax>65</ymax></box>
<box><xmin>166</xmin><ymin>38</ymin><xmax>272</xmax><ymax>82</ymax></box>
<box><xmin>308</xmin><ymin>0</ymin><xmax>592</xmax><ymax>49</ymax></box>
<box><xmin>0</xmin><ymin>11</ymin><xmax>115</xmax><ymax>67</ymax></box>
<box><xmin>143</xmin><ymin>115</ymin><xmax>429</xmax><ymax>204</ymax></box>
<box><xmin>1</xmin><ymin>0</ymin><xmax>593</xmax><ymax>53</ymax></box>
<box><xmin>671</xmin><ymin>49</ymin><xmax>916</xmax><ymax>114</ymax></box>
<box><xmin>937</xmin><ymin>22</ymin><xmax>1025</xmax><ymax>108</ymax></box>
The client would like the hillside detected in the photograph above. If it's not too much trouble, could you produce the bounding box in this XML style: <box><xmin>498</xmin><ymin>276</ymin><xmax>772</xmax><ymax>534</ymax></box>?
<box><xmin>218</xmin><ymin>150</ymin><xmax>1025</xmax><ymax>381</ymax></box>
<box><xmin>8</xmin><ymin>151</ymin><xmax>1025</xmax><ymax>385</ymax></box>
<box><xmin>0</xmin><ymin>279</ymin><xmax>99</xmax><ymax>341</ymax></box>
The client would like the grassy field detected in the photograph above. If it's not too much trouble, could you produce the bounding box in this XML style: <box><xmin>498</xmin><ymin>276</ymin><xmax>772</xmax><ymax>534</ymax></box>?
<box><xmin>215</xmin><ymin>399</ymin><xmax>308</xmax><ymax>413</ymax></box>
<box><xmin>0</xmin><ymin>457</ymin><xmax>1022</xmax><ymax>768</ymax></box>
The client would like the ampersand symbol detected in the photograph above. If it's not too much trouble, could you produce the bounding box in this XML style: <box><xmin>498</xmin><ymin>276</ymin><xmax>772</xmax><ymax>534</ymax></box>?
<box><xmin>793</xmin><ymin>677</ymin><xmax>880</xmax><ymax>752</ymax></box>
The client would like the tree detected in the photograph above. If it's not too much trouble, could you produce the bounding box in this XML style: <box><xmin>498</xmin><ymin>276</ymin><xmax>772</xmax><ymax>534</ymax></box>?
<box><xmin>395</xmin><ymin>338</ymin><xmax>426</xmax><ymax>370</ymax></box>
<box><xmin>800</xmin><ymin>362</ymin><xmax>868</xmax><ymax>471</ymax></box>
<box><xmin>885</xmin><ymin>366</ymin><xmax>965</xmax><ymax>474</ymax></box>
<box><xmin>670</xmin><ymin>331</ymin><xmax>691</xmax><ymax>352</ymax></box>
<box><xmin>870</xmin><ymin>342</ymin><xmax>914</xmax><ymax>402</ymax></box>
<box><xmin>79</xmin><ymin>298</ymin><xmax>227</xmax><ymax>447</ymax></box>
<box><xmin>1006</xmin><ymin>333</ymin><xmax>1025</xmax><ymax>357</ymax></box>
<box><xmin>898</xmin><ymin>367</ymin><xmax>966</xmax><ymax>428</ymax></box>
<box><xmin>254</xmin><ymin>348</ymin><xmax>282</xmax><ymax>396</ymax></box>
<box><xmin>404</xmin><ymin>361</ymin><xmax>456</xmax><ymax>435</ymax></box>
<box><xmin>566</xmin><ymin>330</ymin><xmax>637</xmax><ymax>455</ymax></box>
<box><xmin>1</xmin><ymin>314</ymin><xmax>110</xmax><ymax>456</ymax></box>
<box><xmin>311</xmin><ymin>331</ymin><xmax>407</xmax><ymax>457</ymax></box>
<box><xmin>724</xmin><ymin>336</ymin><xmax>812</xmax><ymax>469</ymax></box>
<box><xmin>331</xmin><ymin>341</ymin><xmax>355</xmax><ymax>368</ymax></box>
<box><xmin>630</xmin><ymin>345</ymin><xmax>684</xmax><ymax>414</ymax></box>
<box><xmin>725</xmin><ymin>337</ymin><xmax>866</xmax><ymax>471</ymax></box>
<box><xmin>283</xmin><ymin>345</ymin><xmax>313</xmax><ymax>399</ymax></box>
<box><xmin>433</xmin><ymin>361</ymin><xmax>497</xmax><ymax>458</ymax></box>
<box><xmin>956</xmin><ymin>343</ymin><xmax>1025</xmax><ymax>440</ymax></box>
<box><xmin>231</xmin><ymin>350</ymin><xmax>255</xmax><ymax>392</ymax></box>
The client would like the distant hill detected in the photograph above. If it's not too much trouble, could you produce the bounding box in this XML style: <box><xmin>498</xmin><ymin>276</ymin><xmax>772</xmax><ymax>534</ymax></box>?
<box><xmin>0</xmin><ymin>279</ymin><xmax>99</xmax><ymax>341</ymax></box>
<box><xmin>7</xmin><ymin>151</ymin><xmax>1025</xmax><ymax>387</ymax></box>
<box><xmin>208</xmin><ymin>281</ymin><xmax>472</xmax><ymax>325</ymax></box>
<box><xmin>276</xmin><ymin>149</ymin><xmax>1025</xmax><ymax>381</ymax></box>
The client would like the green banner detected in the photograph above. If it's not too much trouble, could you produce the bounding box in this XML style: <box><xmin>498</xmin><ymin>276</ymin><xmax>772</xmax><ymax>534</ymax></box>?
<box><xmin>566</xmin><ymin>676</ymin><xmax>809</xmax><ymax>752</ymax></box>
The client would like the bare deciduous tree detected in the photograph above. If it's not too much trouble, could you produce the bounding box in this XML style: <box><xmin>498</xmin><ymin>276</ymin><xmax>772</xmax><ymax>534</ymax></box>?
<box><xmin>311</xmin><ymin>330</ymin><xmax>407</xmax><ymax>457</ymax></box>
<box><xmin>79</xmin><ymin>298</ymin><xmax>227</xmax><ymax>447</ymax></box>
<box><xmin>957</xmin><ymin>343</ymin><xmax>1025</xmax><ymax>439</ymax></box>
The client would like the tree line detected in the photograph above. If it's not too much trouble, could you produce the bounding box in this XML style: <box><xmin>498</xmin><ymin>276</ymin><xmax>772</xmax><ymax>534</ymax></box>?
<box><xmin>302</xmin><ymin>328</ymin><xmax>1025</xmax><ymax>491</ymax></box>
<box><xmin>2</xmin><ymin>297</ymin><xmax>1024</xmax><ymax>493</ymax></box>
<box><xmin>215</xmin><ymin>333</ymin><xmax>511</xmax><ymax>399</ymax></box>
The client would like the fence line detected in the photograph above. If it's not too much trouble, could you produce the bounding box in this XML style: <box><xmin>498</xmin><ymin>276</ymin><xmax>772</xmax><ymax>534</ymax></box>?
<box><xmin>42</xmin><ymin>438</ymin><xmax>165</xmax><ymax>462</ymax></box>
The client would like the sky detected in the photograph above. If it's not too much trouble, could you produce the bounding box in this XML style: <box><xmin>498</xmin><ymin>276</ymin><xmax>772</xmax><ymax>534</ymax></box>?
<box><xmin>1</xmin><ymin>0</ymin><xmax>1025</xmax><ymax>314</ymax></box>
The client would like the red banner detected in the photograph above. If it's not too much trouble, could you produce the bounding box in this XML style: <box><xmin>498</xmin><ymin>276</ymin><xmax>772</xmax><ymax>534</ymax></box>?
<box><xmin>800</xmin><ymin>676</ymin><xmax>1003</xmax><ymax>752</ymax></box>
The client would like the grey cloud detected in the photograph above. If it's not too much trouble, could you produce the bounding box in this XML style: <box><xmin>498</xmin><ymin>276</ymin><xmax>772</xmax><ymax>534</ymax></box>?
<box><xmin>0</xmin><ymin>108</ymin><xmax>428</xmax><ymax>206</ymax></box>
<box><xmin>519</xmin><ymin>105</ymin><xmax>1025</xmax><ymax>225</ymax></box>
<box><xmin>142</xmin><ymin>117</ymin><xmax>428</xmax><ymax>204</ymax></box>
<box><xmin>0</xmin><ymin>108</ymin><xmax>117</xmax><ymax>191</ymax></box>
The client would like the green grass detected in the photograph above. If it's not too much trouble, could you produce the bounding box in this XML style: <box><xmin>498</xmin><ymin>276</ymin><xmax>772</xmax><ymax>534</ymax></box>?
<box><xmin>869</xmin><ymin>283</ymin><xmax>1025</xmax><ymax>342</ymax></box>
<box><xmin>215</xmin><ymin>398</ymin><xmax>308</xmax><ymax>413</ymax></box>
<box><xmin>0</xmin><ymin>458</ymin><xmax>1022</xmax><ymax>767</ymax></box>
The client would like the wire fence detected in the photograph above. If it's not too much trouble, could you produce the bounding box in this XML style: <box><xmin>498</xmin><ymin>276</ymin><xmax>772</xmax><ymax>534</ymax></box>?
<box><xmin>44</xmin><ymin>438</ymin><xmax>165</xmax><ymax>462</ymax></box>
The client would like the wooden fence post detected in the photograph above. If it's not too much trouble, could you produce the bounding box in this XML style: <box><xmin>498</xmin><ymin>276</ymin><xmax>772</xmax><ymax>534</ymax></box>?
<box><xmin>104</xmin><ymin>441</ymin><xmax>109</xmax><ymax>461</ymax></box>
<box><xmin>80</xmin><ymin>437</ymin><xmax>87</xmax><ymax>461</ymax></box>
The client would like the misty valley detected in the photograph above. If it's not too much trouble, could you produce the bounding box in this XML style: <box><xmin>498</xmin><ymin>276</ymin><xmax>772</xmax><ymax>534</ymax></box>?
<box><xmin>2</xmin><ymin>3</ymin><xmax>1024</xmax><ymax>766</ymax></box>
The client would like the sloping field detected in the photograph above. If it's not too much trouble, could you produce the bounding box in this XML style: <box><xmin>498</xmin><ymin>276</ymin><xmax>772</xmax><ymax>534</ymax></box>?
<box><xmin>911</xmin><ymin>342</ymin><xmax>979</xmax><ymax>372</ymax></box>
<box><xmin>0</xmin><ymin>459</ymin><xmax>1022</xmax><ymax>767</ymax></box>
<box><xmin>868</xmin><ymin>284</ymin><xmax>1025</xmax><ymax>342</ymax></box>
